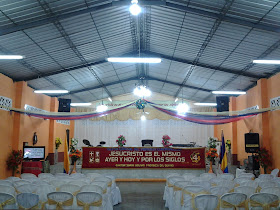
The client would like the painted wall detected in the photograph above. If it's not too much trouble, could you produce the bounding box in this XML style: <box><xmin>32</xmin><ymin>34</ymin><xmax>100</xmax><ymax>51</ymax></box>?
<box><xmin>215</xmin><ymin>73</ymin><xmax>280</xmax><ymax>171</ymax></box>
<box><xmin>0</xmin><ymin>73</ymin><xmax>74</xmax><ymax>179</ymax></box>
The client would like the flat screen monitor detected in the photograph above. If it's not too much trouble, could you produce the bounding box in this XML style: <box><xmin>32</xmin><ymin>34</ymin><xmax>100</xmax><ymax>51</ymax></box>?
<box><xmin>23</xmin><ymin>146</ymin><xmax>45</xmax><ymax>161</ymax></box>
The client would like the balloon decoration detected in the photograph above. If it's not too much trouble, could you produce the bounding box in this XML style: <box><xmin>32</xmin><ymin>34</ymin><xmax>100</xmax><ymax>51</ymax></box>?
<box><xmin>135</xmin><ymin>99</ymin><xmax>146</xmax><ymax>110</ymax></box>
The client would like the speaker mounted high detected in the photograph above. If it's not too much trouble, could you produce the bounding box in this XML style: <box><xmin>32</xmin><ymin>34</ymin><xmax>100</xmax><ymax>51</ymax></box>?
<box><xmin>58</xmin><ymin>98</ymin><xmax>71</xmax><ymax>112</ymax></box>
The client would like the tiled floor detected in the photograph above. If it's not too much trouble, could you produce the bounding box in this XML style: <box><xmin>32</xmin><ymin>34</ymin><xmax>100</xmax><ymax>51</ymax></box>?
<box><xmin>114</xmin><ymin>182</ymin><xmax>168</xmax><ymax>210</ymax></box>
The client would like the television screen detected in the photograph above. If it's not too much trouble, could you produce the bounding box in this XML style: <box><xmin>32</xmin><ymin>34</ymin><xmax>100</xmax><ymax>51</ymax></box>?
<box><xmin>23</xmin><ymin>146</ymin><xmax>45</xmax><ymax>160</ymax></box>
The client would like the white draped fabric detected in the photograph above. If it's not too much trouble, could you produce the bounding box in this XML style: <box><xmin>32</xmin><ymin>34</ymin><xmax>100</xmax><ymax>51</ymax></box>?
<box><xmin>75</xmin><ymin>119</ymin><xmax>214</xmax><ymax>147</ymax></box>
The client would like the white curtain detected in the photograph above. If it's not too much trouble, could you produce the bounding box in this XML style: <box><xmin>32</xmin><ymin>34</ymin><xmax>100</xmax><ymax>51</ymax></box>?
<box><xmin>74</xmin><ymin>119</ymin><xmax>213</xmax><ymax>148</ymax></box>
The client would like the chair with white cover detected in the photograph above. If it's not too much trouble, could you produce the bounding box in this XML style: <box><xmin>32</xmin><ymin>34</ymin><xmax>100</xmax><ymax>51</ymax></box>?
<box><xmin>183</xmin><ymin>173</ymin><xmax>196</xmax><ymax>181</ymax></box>
<box><xmin>36</xmin><ymin>184</ymin><xmax>56</xmax><ymax>209</ymax></box>
<box><xmin>164</xmin><ymin>176</ymin><xmax>184</xmax><ymax>208</ymax></box>
<box><xmin>195</xmin><ymin>194</ymin><xmax>219</xmax><ymax>210</ymax></box>
<box><xmin>86</xmin><ymin>173</ymin><xmax>103</xmax><ymax>181</ymax></box>
<box><xmin>234</xmin><ymin>177</ymin><xmax>252</xmax><ymax>187</ymax></box>
<box><xmin>199</xmin><ymin>173</ymin><xmax>216</xmax><ymax>181</ymax></box>
<box><xmin>91</xmin><ymin>182</ymin><xmax>113</xmax><ymax>210</ymax></box>
<box><xmin>45</xmin><ymin>192</ymin><xmax>73</xmax><ymax>210</ymax></box>
<box><xmin>55</xmin><ymin>173</ymin><xmax>70</xmax><ymax>178</ymax></box>
<box><xmin>17</xmin><ymin>193</ymin><xmax>39</xmax><ymax>209</ymax></box>
<box><xmin>166</xmin><ymin>173</ymin><xmax>180</xmax><ymax>179</ymax></box>
<box><xmin>0</xmin><ymin>180</ymin><xmax>13</xmax><ymax>187</ymax></box>
<box><xmin>258</xmin><ymin>181</ymin><xmax>277</xmax><ymax>192</ymax></box>
<box><xmin>13</xmin><ymin>180</ymin><xmax>31</xmax><ymax>188</ymax></box>
<box><xmin>241</xmin><ymin>180</ymin><xmax>258</xmax><ymax>191</ymax></box>
<box><xmin>76</xmin><ymin>192</ymin><xmax>103</xmax><ymax>210</ymax></box>
<box><xmin>38</xmin><ymin>173</ymin><xmax>54</xmax><ymax>179</ymax></box>
<box><xmin>261</xmin><ymin>187</ymin><xmax>280</xmax><ymax>199</ymax></box>
<box><xmin>32</xmin><ymin>179</ymin><xmax>49</xmax><ymax>186</ymax></box>
<box><xmin>163</xmin><ymin>174</ymin><xmax>181</xmax><ymax>200</ymax></box>
<box><xmin>0</xmin><ymin>193</ymin><xmax>17</xmax><ymax>209</ymax></box>
<box><xmin>250</xmin><ymin>193</ymin><xmax>279</xmax><ymax>209</ymax></box>
<box><xmin>16</xmin><ymin>184</ymin><xmax>37</xmax><ymax>194</ymax></box>
<box><xmin>81</xmin><ymin>185</ymin><xmax>109</xmax><ymax>209</ymax></box>
<box><xmin>50</xmin><ymin>180</ymin><xmax>69</xmax><ymax>190</ymax></box>
<box><xmin>236</xmin><ymin>168</ymin><xmax>246</xmax><ymax>178</ymax></box>
<box><xmin>0</xmin><ymin>185</ymin><xmax>16</xmax><ymax>196</ymax></box>
<box><xmin>218</xmin><ymin>173</ymin><xmax>235</xmax><ymax>181</ymax></box>
<box><xmin>216</xmin><ymin>180</ymin><xmax>235</xmax><ymax>191</ymax></box>
<box><xmin>271</xmin><ymin>168</ymin><xmax>279</xmax><ymax>178</ymax></box>
<box><xmin>105</xmin><ymin>175</ymin><xmax>121</xmax><ymax>205</ymax></box>
<box><xmin>69</xmin><ymin>180</ymin><xmax>88</xmax><ymax>188</ymax></box>
<box><xmin>238</xmin><ymin>173</ymin><xmax>255</xmax><ymax>180</ymax></box>
<box><xmin>5</xmin><ymin>177</ymin><xmax>20</xmax><ymax>182</ymax></box>
<box><xmin>192</xmin><ymin>180</ymin><xmax>211</xmax><ymax>191</ymax></box>
<box><xmin>21</xmin><ymin>173</ymin><xmax>37</xmax><ymax>179</ymax></box>
<box><xmin>59</xmin><ymin>184</ymin><xmax>80</xmax><ymax>195</ymax></box>
<box><xmin>210</xmin><ymin>178</ymin><xmax>226</xmax><ymax>186</ymax></box>
<box><xmin>181</xmin><ymin>185</ymin><xmax>209</xmax><ymax>210</ymax></box>
<box><xmin>258</xmin><ymin>174</ymin><xmax>274</xmax><ymax>181</ymax></box>
<box><xmin>210</xmin><ymin>186</ymin><xmax>230</xmax><ymax>197</ymax></box>
<box><xmin>172</xmin><ymin>181</ymin><xmax>192</xmax><ymax>210</ymax></box>
<box><xmin>22</xmin><ymin>177</ymin><xmax>39</xmax><ymax>183</ymax></box>
<box><xmin>220</xmin><ymin>193</ymin><xmax>247</xmax><ymax>210</ymax></box>
<box><xmin>234</xmin><ymin>186</ymin><xmax>255</xmax><ymax>199</ymax></box>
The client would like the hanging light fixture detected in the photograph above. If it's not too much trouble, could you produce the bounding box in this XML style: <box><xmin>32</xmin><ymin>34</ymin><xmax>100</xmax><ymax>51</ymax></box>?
<box><xmin>141</xmin><ymin>114</ymin><xmax>146</xmax><ymax>121</ymax></box>
<box><xmin>96</xmin><ymin>88</ymin><xmax>108</xmax><ymax>112</ymax></box>
<box><xmin>133</xmin><ymin>85</ymin><xmax>152</xmax><ymax>97</ymax></box>
<box><xmin>129</xmin><ymin>0</ymin><xmax>141</xmax><ymax>16</ymax></box>
<box><xmin>176</xmin><ymin>88</ymin><xmax>189</xmax><ymax>114</ymax></box>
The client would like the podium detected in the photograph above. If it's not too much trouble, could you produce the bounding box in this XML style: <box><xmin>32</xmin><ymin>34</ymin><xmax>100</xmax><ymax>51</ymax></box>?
<box><xmin>22</xmin><ymin>161</ymin><xmax>43</xmax><ymax>176</ymax></box>
<box><xmin>141</xmin><ymin>139</ymin><xmax>153</xmax><ymax>146</ymax></box>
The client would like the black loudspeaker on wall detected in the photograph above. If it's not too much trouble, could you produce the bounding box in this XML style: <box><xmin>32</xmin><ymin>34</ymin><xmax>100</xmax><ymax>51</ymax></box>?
<box><xmin>216</xmin><ymin>96</ymin><xmax>229</xmax><ymax>112</ymax></box>
<box><xmin>58</xmin><ymin>98</ymin><xmax>71</xmax><ymax>112</ymax></box>
<box><xmin>245</xmin><ymin>133</ymin><xmax>260</xmax><ymax>153</ymax></box>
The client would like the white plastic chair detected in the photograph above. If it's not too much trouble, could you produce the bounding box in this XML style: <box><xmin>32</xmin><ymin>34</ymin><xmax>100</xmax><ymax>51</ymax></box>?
<box><xmin>195</xmin><ymin>194</ymin><xmax>219</xmax><ymax>210</ymax></box>
<box><xmin>76</xmin><ymin>192</ymin><xmax>103</xmax><ymax>210</ymax></box>
<box><xmin>16</xmin><ymin>184</ymin><xmax>37</xmax><ymax>194</ymax></box>
<box><xmin>261</xmin><ymin>187</ymin><xmax>280</xmax><ymax>199</ymax></box>
<box><xmin>17</xmin><ymin>193</ymin><xmax>39</xmax><ymax>209</ymax></box>
<box><xmin>172</xmin><ymin>181</ymin><xmax>192</xmax><ymax>210</ymax></box>
<box><xmin>0</xmin><ymin>180</ymin><xmax>13</xmax><ymax>187</ymax></box>
<box><xmin>271</xmin><ymin>169</ymin><xmax>279</xmax><ymax>178</ymax></box>
<box><xmin>234</xmin><ymin>186</ymin><xmax>256</xmax><ymax>198</ymax></box>
<box><xmin>0</xmin><ymin>185</ymin><xmax>16</xmax><ymax>196</ymax></box>
<box><xmin>220</xmin><ymin>192</ymin><xmax>247</xmax><ymax>210</ymax></box>
<box><xmin>210</xmin><ymin>186</ymin><xmax>230</xmax><ymax>197</ymax></box>
<box><xmin>181</xmin><ymin>185</ymin><xmax>209</xmax><ymax>210</ymax></box>
<box><xmin>0</xmin><ymin>193</ymin><xmax>17</xmax><ymax>209</ymax></box>
<box><xmin>46</xmin><ymin>192</ymin><xmax>74</xmax><ymax>210</ymax></box>
<box><xmin>258</xmin><ymin>174</ymin><xmax>274</xmax><ymax>181</ymax></box>
<box><xmin>36</xmin><ymin>184</ymin><xmax>56</xmax><ymax>209</ymax></box>
<box><xmin>21</xmin><ymin>173</ymin><xmax>37</xmax><ymax>179</ymax></box>
<box><xmin>250</xmin><ymin>193</ymin><xmax>279</xmax><ymax>209</ymax></box>
<box><xmin>218</xmin><ymin>173</ymin><xmax>235</xmax><ymax>181</ymax></box>
<box><xmin>105</xmin><ymin>175</ymin><xmax>121</xmax><ymax>205</ymax></box>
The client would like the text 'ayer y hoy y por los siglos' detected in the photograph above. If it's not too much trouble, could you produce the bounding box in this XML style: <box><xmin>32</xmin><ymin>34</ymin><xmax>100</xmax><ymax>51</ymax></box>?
<box><xmin>105</xmin><ymin>156</ymin><xmax>186</xmax><ymax>162</ymax></box>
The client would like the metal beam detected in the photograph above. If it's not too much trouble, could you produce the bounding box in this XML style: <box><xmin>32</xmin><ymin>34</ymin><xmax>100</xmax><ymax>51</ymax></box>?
<box><xmin>1</xmin><ymin>0</ymin><xmax>280</xmax><ymax>36</ymax></box>
<box><xmin>145</xmin><ymin>51</ymin><xmax>261</xmax><ymax>79</ymax></box>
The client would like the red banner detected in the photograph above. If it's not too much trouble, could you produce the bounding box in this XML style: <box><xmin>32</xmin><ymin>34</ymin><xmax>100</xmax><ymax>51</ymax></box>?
<box><xmin>82</xmin><ymin>147</ymin><xmax>205</xmax><ymax>169</ymax></box>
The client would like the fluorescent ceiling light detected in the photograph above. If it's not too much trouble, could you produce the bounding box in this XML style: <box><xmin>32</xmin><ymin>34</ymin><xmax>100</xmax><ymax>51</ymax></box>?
<box><xmin>133</xmin><ymin>85</ymin><xmax>152</xmax><ymax>97</ymax></box>
<box><xmin>70</xmin><ymin>103</ymin><xmax>92</xmax><ymax>107</ymax></box>
<box><xmin>34</xmin><ymin>90</ymin><xmax>69</xmax><ymax>94</ymax></box>
<box><xmin>141</xmin><ymin>115</ymin><xmax>146</xmax><ymax>121</ymax></box>
<box><xmin>212</xmin><ymin>91</ymin><xmax>246</xmax><ymax>95</ymax></box>
<box><xmin>96</xmin><ymin>104</ymin><xmax>108</xmax><ymax>113</ymax></box>
<box><xmin>175</xmin><ymin>98</ymin><xmax>178</xmax><ymax>102</ymax></box>
<box><xmin>194</xmin><ymin>103</ymin><xmax>217</xmax><ymax>106</ymax></box>
<box><xmin>108</xmin><ymin>97</ymin><xmax>112</xmax><ymax>102</ymax></box>
<box><xmin>0</xmin><ymin>55</ymin><xmax>24</xmax><ymax>59</ymax></box>
<box><xmin>129</xmin><ymin>3</ymin><xmax>141</xmax><ymax>15</ymax></box>
<box><xmin>176</xmin><ymin>103</ymin><xmax>189</xmax><ymax>114</ymax></box>
<box><xmin>253</xmin><ymin>60</ymin><xmax>280</xmax><ymax>64</ymax></box>
<box><xmin>107</xmin><ymin>57</ymin><xmax>161</xmax><ymax>63</ymax></box>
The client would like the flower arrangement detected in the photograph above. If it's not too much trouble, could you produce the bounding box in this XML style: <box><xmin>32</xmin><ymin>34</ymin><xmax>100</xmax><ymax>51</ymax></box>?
<box><xmin>55</xmin><ymin>137</ymin><xmax>62</xmax><ymax>150</ymax></box>
<box><xmin>226</xmin><ymin>140</ymin><xmax>231</xmax><ymax>152</ymax></box>
<box><xmin>116</xmin><ymin>135</ymin><xmax>126</xmax><ymax>147</ymax></box>
<box><xmin>206</xmin><ymin>148</ymin><xmax>219</xmax><ymax>163</ymax></box>
<box><xmin>69</xmin><ymin>138</ymin><xmax>82</xmax><ymax>162</ymax></box>
<box><xmin>208</xmin><ymin>137</ymin><xmax>217</xmax><ymax>148</ymax></box>
<box><xmin>6</xmin><ymin>150</ymin><xmax>23</xmax><ymax>176</ymax></box>
<box><xmin>255</xmin><ymin>147</ymin><xmax>272</xmax><ymax>174</ymax></box>
<box><xmin>162</xmin><ymin>135</ymin><xmax>172</xmax><ymax>147</ymax></box>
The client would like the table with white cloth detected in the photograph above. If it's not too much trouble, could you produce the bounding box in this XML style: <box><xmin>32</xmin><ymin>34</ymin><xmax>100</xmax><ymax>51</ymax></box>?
<box><xmin>82</xmin><ymin>147</ymin><xmax>206</xmax><ymax>179</ymax></box>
